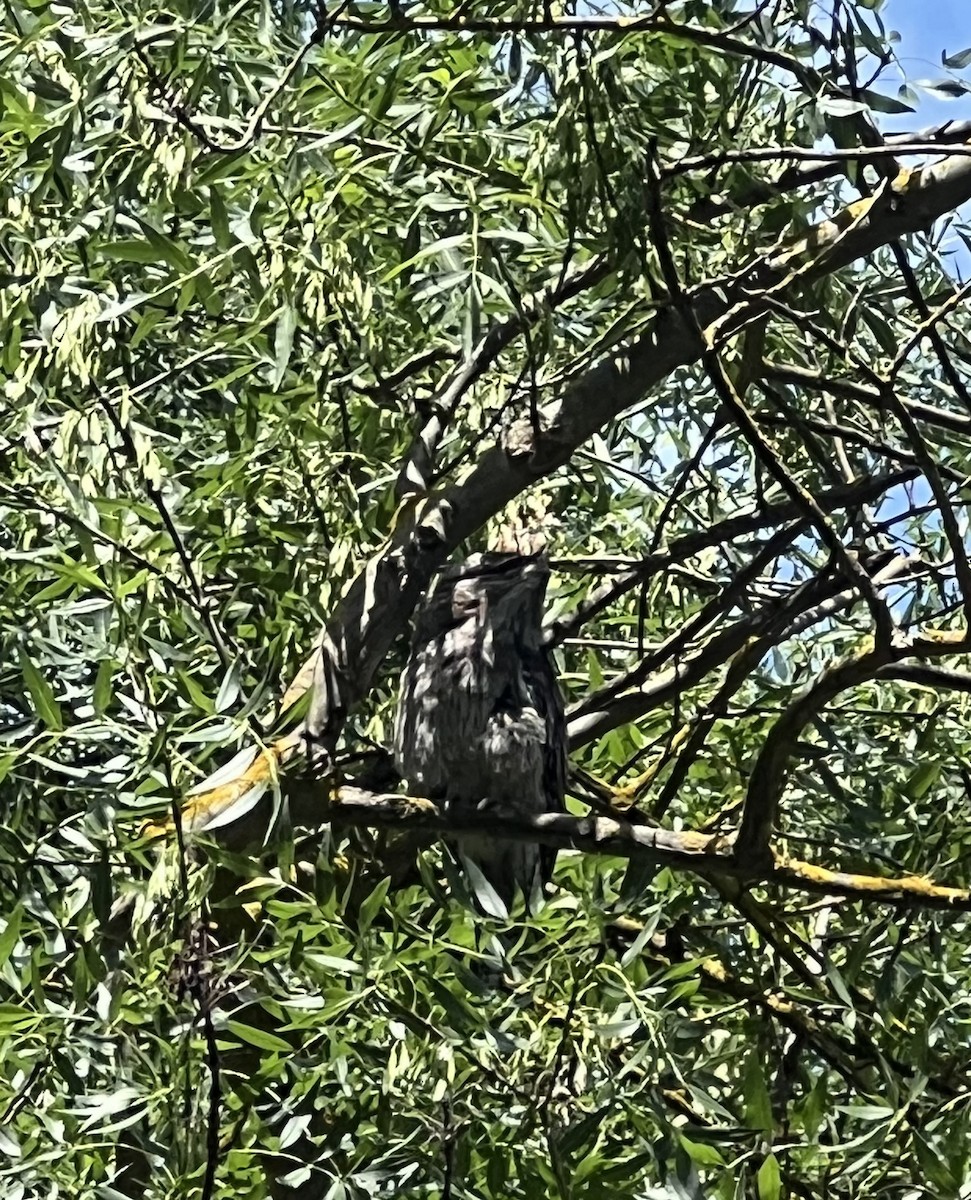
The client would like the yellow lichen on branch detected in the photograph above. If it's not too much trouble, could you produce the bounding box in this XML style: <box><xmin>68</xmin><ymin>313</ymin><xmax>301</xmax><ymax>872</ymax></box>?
<box><xmin>777</xmin><ymin>856</ymin><xmax>971</xmax><ymax>906</ymax></box>
<box><xmin>141</xmin><ymin>731</ymin><xmax>302</xmax><ymax>839</ymax></box>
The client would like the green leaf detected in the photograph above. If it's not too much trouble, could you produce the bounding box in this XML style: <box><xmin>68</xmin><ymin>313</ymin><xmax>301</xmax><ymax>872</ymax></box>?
<box><xmin>303</xmin><ymin>953</ymin><xmax>362</xmax><ymax>976</ymax></box>
<box><xmin>19</xmin><ymin>650</ymin><xmax>63</xmax><ymax>730</ymax></box>
<box><xmin>210</xmin><ymin>185</ymin><xmax>231</xmax><ymax>248</ymax></box>
<box><xmin>176</xmin><ymin>670</ymin><xmax>215</xmax><ymax>714</ymax></box>
<box><xmin>356</xmin><ymin>876</ymin><xmax>391</xmax><ymax>935</ymax></box>
<box><xmin>825</xmin><ymin>959</ymin><xmax>856</xmax><ymax>1011</ymax></box>
<box><xmin>0</xmin><ymin>905</ymin><xmax>23</xmax><ymax>969</ymax></box>
<box><xmin>380</xmin><ymin>234</ymin><xmax>468</xmax><ymax>282</ymax></box>
<box><xmin>100</xmin><ymin>240</ymin><xmax>169</xmax><ymax>263</ymax></box>
<box><xmin>943</xmin><ymin>46</ymin><xmax>971</xmax><ymax>69</ymax></box>
<box><xmin>742</xmin><ymin>1052</ymin><xmax>774</xmax><ymax>1133</ymax></box>
<box><xmin>272</xmin><ymin>304</ymin><xmax>297</xmax><ymax>390</ymax></box>
<box><xmin>857</xmin><ymin>87</ymin><xmax>915</xmax><ymax>114</ymax></box>
<box><xmin>225</xmin><ymin>1020</ymin><xmax>292</xmax><ymax>1053</ymax></box>
<box><xmin>461</xmin><ymin>857</ymin><xmax>509</xmax><ymax>920</ymax></box>
<box><xmin>92</xmin><ymin>659</ymin><xmax>114</xmax><ymax>715</ymax></box>
<box><xmin>33</xmin><ymin>559</ymin><xmax>109</xmax><ymax>598</ymax></box>
<box><xmin>679</xmin><ymin>1136</ymin><xmax>725</xmax><ymax>1168</ymax></box>
<box><xmin>0</xmin><ymin>1004</ymin><xmax>39</xmax><ymax>1033</ymax></box>
<box><xmin>214</xmin><ymin>663</ymin><xmax>241</xmax><ymax>713</ymax></box>
<box><xmin>903</xmin><ymin>761</ymin><xmax>939</xmax><ymax>800</ymax></box>
<box><xmin>915</xmin><ymin>78</ymin><xmax>970</xmax><ymax>100</ymax></box>
<box><xmin>757</xmin><ymin>1153</ymin><xmax>781</xmax><ymax>1200</ymax></box>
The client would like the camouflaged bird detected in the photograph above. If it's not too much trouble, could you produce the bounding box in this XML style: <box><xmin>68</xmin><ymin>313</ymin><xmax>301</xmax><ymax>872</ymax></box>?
<box><xmin>393</xmin><ymin>551</ymin><xmax>566</xmax><ymax>913</ymax></box>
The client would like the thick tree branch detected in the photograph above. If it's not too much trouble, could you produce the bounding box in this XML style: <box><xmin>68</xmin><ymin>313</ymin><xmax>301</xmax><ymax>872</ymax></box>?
<box><xmin>327</xmin><ymin>787</ymin><xmax>971</xmax><ymax>911</ymax></box>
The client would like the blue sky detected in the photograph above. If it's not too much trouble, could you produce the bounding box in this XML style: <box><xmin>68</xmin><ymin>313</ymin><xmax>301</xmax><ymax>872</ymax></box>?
<box><xmin>846</xmin><ymin>4</ymin><xmax>970</xmax><ymax>561</ymax></box>
<box><xmin>871</xmin><ymin>1</ymin><xmax>971</xmax><ymax>279</ymax></box>
<box><xmin>880</xmin><ymin>0</ymin><xmax>971</xmax><ymax>127</ymax></box>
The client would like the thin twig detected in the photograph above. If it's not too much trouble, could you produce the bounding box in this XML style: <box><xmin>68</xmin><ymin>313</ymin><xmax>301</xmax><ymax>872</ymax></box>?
<box><xmin>643</xmin><ymin>143</ymin><xmax>895</xmax><ymax>649</ymax></box>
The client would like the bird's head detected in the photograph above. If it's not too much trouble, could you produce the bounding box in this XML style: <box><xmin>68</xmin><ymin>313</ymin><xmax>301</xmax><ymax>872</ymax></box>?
<box><xmin>417</xmin><ymin>552</ymin><xmax>550</xmax><ymax>643</ymax></box>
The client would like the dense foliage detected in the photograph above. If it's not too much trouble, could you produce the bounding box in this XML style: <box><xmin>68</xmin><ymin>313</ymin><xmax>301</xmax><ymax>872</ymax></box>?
<box><xmin>5</xmin><ymin>1</ymin><xmax>971</xmax><ymax>1197</ymax></box>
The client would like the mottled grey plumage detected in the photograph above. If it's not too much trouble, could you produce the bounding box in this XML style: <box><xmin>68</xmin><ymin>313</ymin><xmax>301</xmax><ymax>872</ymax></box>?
<box><xmin>394</xmin><ymin>552</ymin><xmax>566</xmax><ymax>912</ymax></box>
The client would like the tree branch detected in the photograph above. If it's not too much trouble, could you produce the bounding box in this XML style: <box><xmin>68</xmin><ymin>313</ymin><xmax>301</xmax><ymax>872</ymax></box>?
<box><xmin>325</xmin><ymin>787</ymin><xmax>971</xmax><ymax>912</ymax></box>
<box><xmin>545</xmin><ymin>469</ymin><xmax>915</xmax><ymax>648</ymax></box>
<box><xmin>735</xmin><ymin>630</ymin><xmax>970</xmax><ymax>866</ymax></box>
<box><xmin>185</xmin><ymin>147</ymin><xmax>971</xmax><ymax>831</ymax></box>
<box><xmin>565</xmin><ymin>550</ymin><xmax>912</xmax><ymax>749</ymax></box>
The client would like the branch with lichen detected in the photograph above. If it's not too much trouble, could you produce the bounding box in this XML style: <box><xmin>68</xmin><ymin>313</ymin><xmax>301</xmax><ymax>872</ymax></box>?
<box><xmin>316</xmin><ymin>786</ymin><xmax>971</xmax><ymax>912</ymax></box>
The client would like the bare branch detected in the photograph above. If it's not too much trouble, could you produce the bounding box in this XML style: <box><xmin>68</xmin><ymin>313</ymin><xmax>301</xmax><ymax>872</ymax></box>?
<box><xmin>644</xmin><ymin>146</ymin><xmax>896</xmax><ymax>645</ymax></box>
<box><xmin>667</xmin><ymin>142</ymin><xmax>971</xmax><ymax>177</ymax></box>
<box><xmin>566</xmin><ymin>548</ymin><xmax>910</xmax><ymax>749</ymax></box>
<box><xmin>762</xmin><ymin>361</ymin><xmax>971</xmax><ymax>440</ymax></box>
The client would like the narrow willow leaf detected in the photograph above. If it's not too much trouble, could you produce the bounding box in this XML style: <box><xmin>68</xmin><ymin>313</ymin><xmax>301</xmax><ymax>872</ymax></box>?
<box><xmin>19</xmin><ymin>651</ymin><xmax>63</xmax><ymax>730</ymax></box>
<box><xmin>225</xmin><ymin>1020</ymin><xmax>291</xmax><ymax>1053</ymax></box>
<box><xmin>272</xmin><ymin>304</ymin><xmax>297</xmax><ymax>389</ymax></box>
